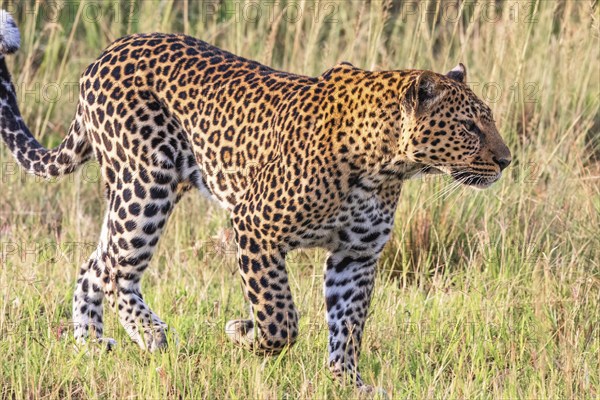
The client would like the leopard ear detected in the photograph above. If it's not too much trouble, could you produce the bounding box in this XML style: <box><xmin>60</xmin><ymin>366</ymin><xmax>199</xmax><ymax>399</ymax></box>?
<box><xmin>446</xmin><ymin>63</ymin><xmax>467</xmax><ymax>83</ymax></box>
<box><xmin>404</xmin><ymin>71</ymin><xmax>442</xmax><ymax>113</ymax></box>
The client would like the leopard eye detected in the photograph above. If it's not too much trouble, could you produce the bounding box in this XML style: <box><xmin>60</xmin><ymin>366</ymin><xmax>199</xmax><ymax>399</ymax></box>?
<box><xmin>462</xmin><ymin>120</ymin><xmax>483</xmax><ymax>138</ymax></box>
<box><xmin>462</xmin><ymin>120</ymin><xmax>477</xmax><ymax>132</ymax></box>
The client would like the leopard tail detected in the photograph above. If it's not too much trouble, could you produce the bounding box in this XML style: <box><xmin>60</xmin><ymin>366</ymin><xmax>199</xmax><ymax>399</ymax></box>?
<box><xmin>0</xmin><ymin>10</ymin><xmax>91</xmax><ymax>179</ymax></box>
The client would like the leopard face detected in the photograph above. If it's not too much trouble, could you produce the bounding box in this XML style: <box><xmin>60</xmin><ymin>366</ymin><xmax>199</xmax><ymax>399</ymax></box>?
<box><xmin>400</xmin><ymin>64</ymin><xmax>511</xmax><ymax>188</ymax></box>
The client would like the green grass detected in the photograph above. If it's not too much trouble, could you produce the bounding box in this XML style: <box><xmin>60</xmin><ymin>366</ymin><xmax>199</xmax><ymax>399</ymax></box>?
<box><xmin>1</xmin><ymin>0</ymin><xmax>599</xmax><ymax>398</ymax></box>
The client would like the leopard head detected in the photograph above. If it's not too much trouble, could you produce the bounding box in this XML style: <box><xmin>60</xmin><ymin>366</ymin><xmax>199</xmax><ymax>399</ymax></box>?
<box><xmin>400</xmin><ymin>64</ymin><xmax>511</xmax><ymax>188</ymax></box>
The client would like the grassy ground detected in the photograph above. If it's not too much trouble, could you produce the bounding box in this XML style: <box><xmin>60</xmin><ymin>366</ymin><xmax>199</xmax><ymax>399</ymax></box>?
<box><xmin>0</xmin><ymin>0</ymin><xmax>599</xmax><ymax>398</ymax></box>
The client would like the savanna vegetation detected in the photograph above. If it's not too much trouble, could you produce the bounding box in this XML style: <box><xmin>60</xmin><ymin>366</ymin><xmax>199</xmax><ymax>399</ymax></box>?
<box><xmin>0</xmin><ymin>0</ymin><xmax>598</xmax><ymax>398</ymax></box>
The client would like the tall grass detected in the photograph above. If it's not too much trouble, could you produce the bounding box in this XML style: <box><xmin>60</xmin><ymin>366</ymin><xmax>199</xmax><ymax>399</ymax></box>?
<box><xmin>0</xmin><ymin>0</ymin><xmax>598</xmax><ymax>398</ymax></box>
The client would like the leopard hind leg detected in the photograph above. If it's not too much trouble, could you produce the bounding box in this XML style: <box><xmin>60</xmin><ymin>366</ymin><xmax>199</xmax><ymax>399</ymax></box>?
<box><xmin>73</xmin><ymin>212</ymin><xmax>117</xmax><ymax>350</ymax></box>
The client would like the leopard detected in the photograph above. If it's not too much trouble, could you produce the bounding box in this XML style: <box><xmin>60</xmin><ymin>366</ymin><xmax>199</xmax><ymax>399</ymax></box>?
<box><xmin>0</xmin><ymin>10</ymin><xmax>510</xmax><ymax>390</ymax></box>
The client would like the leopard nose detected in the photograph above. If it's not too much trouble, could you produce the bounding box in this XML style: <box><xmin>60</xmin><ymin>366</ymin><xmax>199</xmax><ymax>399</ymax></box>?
<box><xmin>493</xmin><ymin>156</ymin><xmax>511</xmax><ymax>171</ymax></box>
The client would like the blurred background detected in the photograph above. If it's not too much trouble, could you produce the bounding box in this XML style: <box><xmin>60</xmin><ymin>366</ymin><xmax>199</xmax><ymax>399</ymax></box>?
<box><xmin>0</xmin><ymin>1</ymin><xmax>598</xmax><ymax>398</ymax></box>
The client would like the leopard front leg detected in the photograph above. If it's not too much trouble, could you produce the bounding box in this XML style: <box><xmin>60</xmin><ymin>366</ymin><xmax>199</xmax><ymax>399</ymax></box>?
<box><xmin>226</xmin><ymin>228</ymin><xmax>299</xmax><ymax>354</ymax></box>
<box><xmin>324</xmin><ymin>249</ymin><xmax>379</xmax><ymax>389</ymax></box>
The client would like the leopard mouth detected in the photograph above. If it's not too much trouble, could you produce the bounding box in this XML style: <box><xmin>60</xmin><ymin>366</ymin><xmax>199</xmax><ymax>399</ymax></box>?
<box><xmin>421</xmin><ymin>165</ymin><xmax>444</xmax><ymax>175</ymax></box>
<box><xmin>451</xmin><ymin>170</ymin><xmax>500</xmax><ymax>189</ymax></box>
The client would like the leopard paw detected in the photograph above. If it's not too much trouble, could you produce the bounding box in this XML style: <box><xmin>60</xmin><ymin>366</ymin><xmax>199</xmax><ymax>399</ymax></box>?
<box><xmin>95</xmin><ymin>337</ymin><xmax>117</xmax><ymax>352</ymax></box>
<box><xmin>144</xmin><ymin>324</ymin><xmax>168</xmax><ymax>352</ymax></box>
<box><xmin>225</xmin><ymin>319</ymin><xmax>259</xmax><ymax>349</ymax></box>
